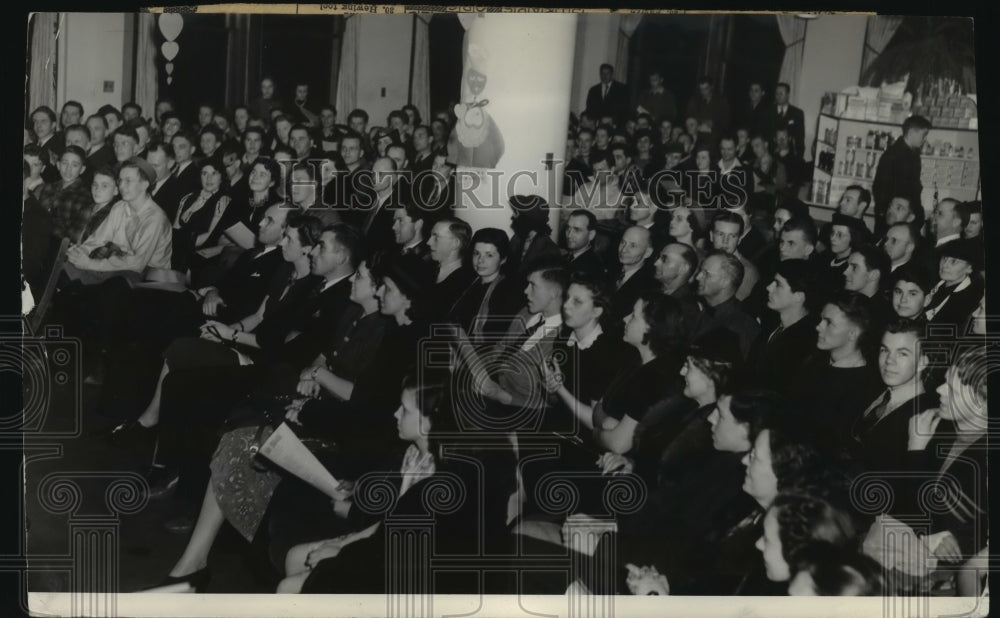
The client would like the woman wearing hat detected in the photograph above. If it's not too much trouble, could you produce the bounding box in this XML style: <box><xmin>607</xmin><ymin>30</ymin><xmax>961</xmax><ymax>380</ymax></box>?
<box><xmin>924</xmin><ymin>238</ymin><xmax>984</xmax><ymax>329</ymax></box>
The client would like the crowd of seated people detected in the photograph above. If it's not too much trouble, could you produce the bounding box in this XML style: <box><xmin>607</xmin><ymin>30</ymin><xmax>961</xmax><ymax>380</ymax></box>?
<box><xmin>21</xmin><ymin>67</ymin><xmax>988</xmax><ymax>599</ymax></box>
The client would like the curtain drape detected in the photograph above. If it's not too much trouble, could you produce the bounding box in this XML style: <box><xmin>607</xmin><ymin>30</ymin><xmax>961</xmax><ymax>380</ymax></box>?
<box><xmin>335</xmin><ymin>16</ymin><xmax>359</xmax><ymax>119</ymax></box>
<box><xmin>135</xmin><ymin>13</ymin><xmax>158</xmax><ymax>123</ymax></box>
<box><xmin>28</xmin><ymin>13</ymin><xmax>59</xmax><ymax>118</ymax></box>
<box><xmin>776</xmin><ymin>15</ymin><xmax>807</xmax><ymax>98</ymax></box>
<box><xmin>860</xmin><ymin>16</ymin><xmax>903</xmax><ymax>85</ymax></box>
<box><xmin>615</xmin><ymin>14</ymin><xmax>643</xmax><ymax>83</ymax></box>
<box><xmin>409</xmin><ymin>14</ymin><xmax>431</xmax><ymax>121</ymax></box>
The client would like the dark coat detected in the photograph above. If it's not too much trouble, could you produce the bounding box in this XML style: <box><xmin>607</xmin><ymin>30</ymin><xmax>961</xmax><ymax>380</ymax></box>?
<box><xmin>585</xmin><ymin>80</ymin><xmax>630</xmax><ymax>125</ymax></box>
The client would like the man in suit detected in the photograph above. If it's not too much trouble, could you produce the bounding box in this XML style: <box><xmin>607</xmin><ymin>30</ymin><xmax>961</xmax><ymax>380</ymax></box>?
<box><xmin>608</xmin><ymin>226</ymin><xmax>656</xmax><ymax>327</ymax></box>
<box><xmin>771</xmin><ymin>82</ymin><xmax>805</xmax><ymax>156</ymax></box>
<box><xmin>585</xmin><ymin>63</ymin><xmax>629</xmax><ymax>127</ymax></box>
<box><xmin>169</xmin><ymin>132</ymin><xmax>202</xmax><ymax>203</ymax></box>
<box><xmin>883</xmin><ymin>222</ymin><xmax>923</xmax><ymax>275</ymax></box>
<box><xmin>356</xmin><ymin>156</ymin><xmax>403</xmax><ymax>254</ymax></box>
<box><xmin>693</xmin><ymin>250</ymin><xmax>760</xmax><ymax>359</ymax></box>
<box><xmin>871</xmin><ymin>115</ymin><xmax>931</xmax><ymax>238</ymax></box>
<box><xmin>563</xmin><ymin>209</ymin><xmax>607</xmax><ymax>278</ymax></box>
<box><xmin>653</xmin><ymin>242</ymin><xmax>702</xmax><ymax>333</ymax></box>
<box><xmin>146</xmin><ymin>141</ymin><xmax>183</xmax><ymax>222</ymax></box>
<box><xmin>392</xmin><ymin>202</ymin><xmax>431</xmax><ymax>259</ymax></box>
<box><xmin>85</xmin><ymin>114</ymin><xmax>115</xmax><ymax>171</ymax></box>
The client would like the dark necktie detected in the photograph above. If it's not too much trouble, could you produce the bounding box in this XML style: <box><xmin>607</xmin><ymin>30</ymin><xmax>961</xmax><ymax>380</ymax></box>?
<box><xmin>510</xmin><ymin>318</ymin><xmax>545</xmax><ymax>350</ymax></box>
<box><xmin>854</xmin><ymin>390</ymin><xmax>891</xmax><ymax>440</ymax></box>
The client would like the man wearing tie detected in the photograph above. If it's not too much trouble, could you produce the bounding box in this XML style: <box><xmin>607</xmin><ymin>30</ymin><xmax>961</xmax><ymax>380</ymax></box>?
<box><xmin>772</xmin><ymin>83</ymin><xmax>805</xmax><ymax>156</ymax></box>
<box><xmin>585</xmin><ymin>63</ymin><xmax>629</xmax><ymax>127</ymax></box>
<box><xmin>608</xmin><ymin>226</ymin><xmax>656</xmax><ymax>329</ymax></box>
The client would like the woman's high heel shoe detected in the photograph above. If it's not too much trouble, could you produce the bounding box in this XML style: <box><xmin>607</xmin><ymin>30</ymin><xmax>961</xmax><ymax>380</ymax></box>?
<box><xmin>149</xmin><ymin>567</ymin><xmax>211</xmax><ymax>593</ymax></box>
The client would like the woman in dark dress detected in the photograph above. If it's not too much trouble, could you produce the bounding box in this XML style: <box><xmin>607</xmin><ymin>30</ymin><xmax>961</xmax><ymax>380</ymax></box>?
<box><xmin>171</xmin><ymin>158</ymin><xmax>233</xmax><ymax>273</ymax></box>
<box><xmin>216</xmin><ymin>157</ymin><xmax>283</xmax><ymax>251</ymax></box>
<box><xmin>188</xmin><ymin>157</ymin><xmax>285</xmax><ymax>288</ymax></box>
<box><xmin>447</xmin><ymin>227</ymin><xmax>523</xmax><ymax>343</ymax></box>
<box><xmin>584</xmin><ymin>290</ymin><xmax>687</xmax><ymax>456</ymax></box>
<box><xmin>276</xmin><ymin>368</ymin><xmax>456</xmax><ymax>593</ymax></box>
<box><xmin>623</xmin><ymin>419</ymin><xmax>857</xmax><ymax>596</ymax></box>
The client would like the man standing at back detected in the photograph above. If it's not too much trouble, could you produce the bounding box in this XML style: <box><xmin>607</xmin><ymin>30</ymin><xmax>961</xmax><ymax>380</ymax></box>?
<box><xmin>771</xmin><ymin>82</ymin><xmax>805</xmax><ymax>155</ymax></box>
<box><xmin>871</xmin><ymin>115</ymin><xmax>931</xmax><ymax>238</ymax></box>
<box><xmin>585</xmin><ymin>63</ymin><xmax>629</xmax><ymax>127</ymax></box>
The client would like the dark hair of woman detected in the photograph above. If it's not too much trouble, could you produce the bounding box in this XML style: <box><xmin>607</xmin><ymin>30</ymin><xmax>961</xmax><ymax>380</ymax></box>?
<box><xmin>470</xmin><ymin>227</ymin><xmax>510</xmax><ymax>261</ymax></box>
<box><xmin>635</xmin><ymin>288</ymin><xmax>685</xmax><ymax>357</ymax></box>
<box><xmin>770</xmin><ymin>493</ymin><xmax>859</xmax><ymax>571</ymax></box>
<box><xmin>286</xmin><ymin>212</ymin><xmax>324</xmax><ymax>248</ymax></box>
<box><xmin>791</xmin><ymin>541</ymin><xmax>885</xmax><ymax>596</ymax></box>
<box><xmin>568</xmin><ymin>270</ymin><xmax>613</xmax><ymax>328</ymax></box>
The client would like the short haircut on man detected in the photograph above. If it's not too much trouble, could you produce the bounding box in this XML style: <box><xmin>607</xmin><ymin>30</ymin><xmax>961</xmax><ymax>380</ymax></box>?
<box><xmin>852</xmin><ymin>243</ymin><xmax>891</xmax><ymax>282</ymax></box>
<box><xmin>568</xmin><ymin>208</ymin><xmax>597</xmax><ymax>231</ymax></box>
<box><xmin>713</xmin><ymin>209</ymin><xmax>745</xmax><ymax>236</ymax></box>
<box><xmin>902</xmin><ymin>115</ymin><xmax>932</xmax><ymax>133</ymax></box>
<box><xmin>781</xmin><ymin>216</ymin><xmax>818</xmax><ymax>246</ymax></box>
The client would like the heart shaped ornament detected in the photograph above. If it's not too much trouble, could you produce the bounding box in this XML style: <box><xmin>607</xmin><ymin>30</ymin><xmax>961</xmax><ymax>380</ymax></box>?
<box><xmin>159</xmin><ymin>13</ymin><xmax>183</xmax><ymax>41</ymax></box>
<box><xmin>161</xmin><ymin>41</ymin><xmax>179</xmax><ymax>62</ymax></box>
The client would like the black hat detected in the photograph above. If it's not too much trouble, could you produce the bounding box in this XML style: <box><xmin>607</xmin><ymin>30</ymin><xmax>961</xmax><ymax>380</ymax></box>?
<box><xmin>373</xmin><ymin>252</ymin><xmax>435</xmax><ymax>301</ymax></box>
<box><xmin>831</xmin><ymin>213</ymin><xmax>871</xmax><ymax>243</ymax></box>
<box><xmin>689</xmin><ymin>327</ymin><xmax>743</xmax><ymax>367</ymax></box>
<box><xmin>939</xmin><ymin>238</ymin><xmax>983</xmax><ymax>272</ymax></box>
<box><xmin>509</xmin><ymin>194</ymin><xmax>550</xmax><ymax>224</ymax></box>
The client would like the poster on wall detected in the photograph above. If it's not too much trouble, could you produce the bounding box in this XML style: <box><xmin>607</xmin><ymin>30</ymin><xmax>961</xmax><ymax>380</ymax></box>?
<box><xmin>451</xmin><ymin>14</ymin><xmax>505</xmax><ymax>168</ymax></box>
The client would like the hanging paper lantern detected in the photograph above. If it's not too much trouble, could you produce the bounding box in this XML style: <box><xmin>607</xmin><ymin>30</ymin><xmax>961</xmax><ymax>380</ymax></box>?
<box><xmin>159</xmin><ymin>14</ymin><xmax>183</xmax><ymax>86</ymax></box>
<box><xmin>158</xmin><ymin>13</ymin><xmax>183</xmax><ymax>42</ymax></box>
<box><xmin>161</xmin><ymin>41</ymin><xmax>179</xmax><ymax>61</ymax></box>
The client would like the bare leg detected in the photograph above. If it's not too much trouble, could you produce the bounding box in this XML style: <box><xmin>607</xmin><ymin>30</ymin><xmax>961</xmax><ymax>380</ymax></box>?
<box><xmin>276</xmin><ymin>572</ymin><xmax>310</xmax><ymax>594</ymax></box>
<box><xmin>169</xmin><ymin>483</ymin><xmax>224</xmax><ymax>577</ymax></box>
<box><xmin>137</xmin><ymin>361</ymin><xmax>169</xmax><ymax>426</ymax></box>
<box><xmin>285</xmin><ymin>542</ymin><xmax>319</xmax><ymax>577</ymax></box>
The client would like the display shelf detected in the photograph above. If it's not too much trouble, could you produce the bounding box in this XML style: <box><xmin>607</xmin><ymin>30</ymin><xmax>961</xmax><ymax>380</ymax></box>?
<box><xmin>819</xmin><ymin>112</ymin><xmax>978</xmax><ymax>133</ymax></box>
<box><xmin>811</xmin><ymin>111</ymin><xmax>981</xmax><ymax>209</ymax></box>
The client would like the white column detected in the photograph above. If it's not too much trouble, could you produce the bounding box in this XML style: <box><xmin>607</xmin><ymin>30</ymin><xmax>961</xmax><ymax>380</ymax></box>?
<box><xmin>451</xmin><ymin>13</ymin><xmax>579</xmax><ymax>237</ymax></box>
